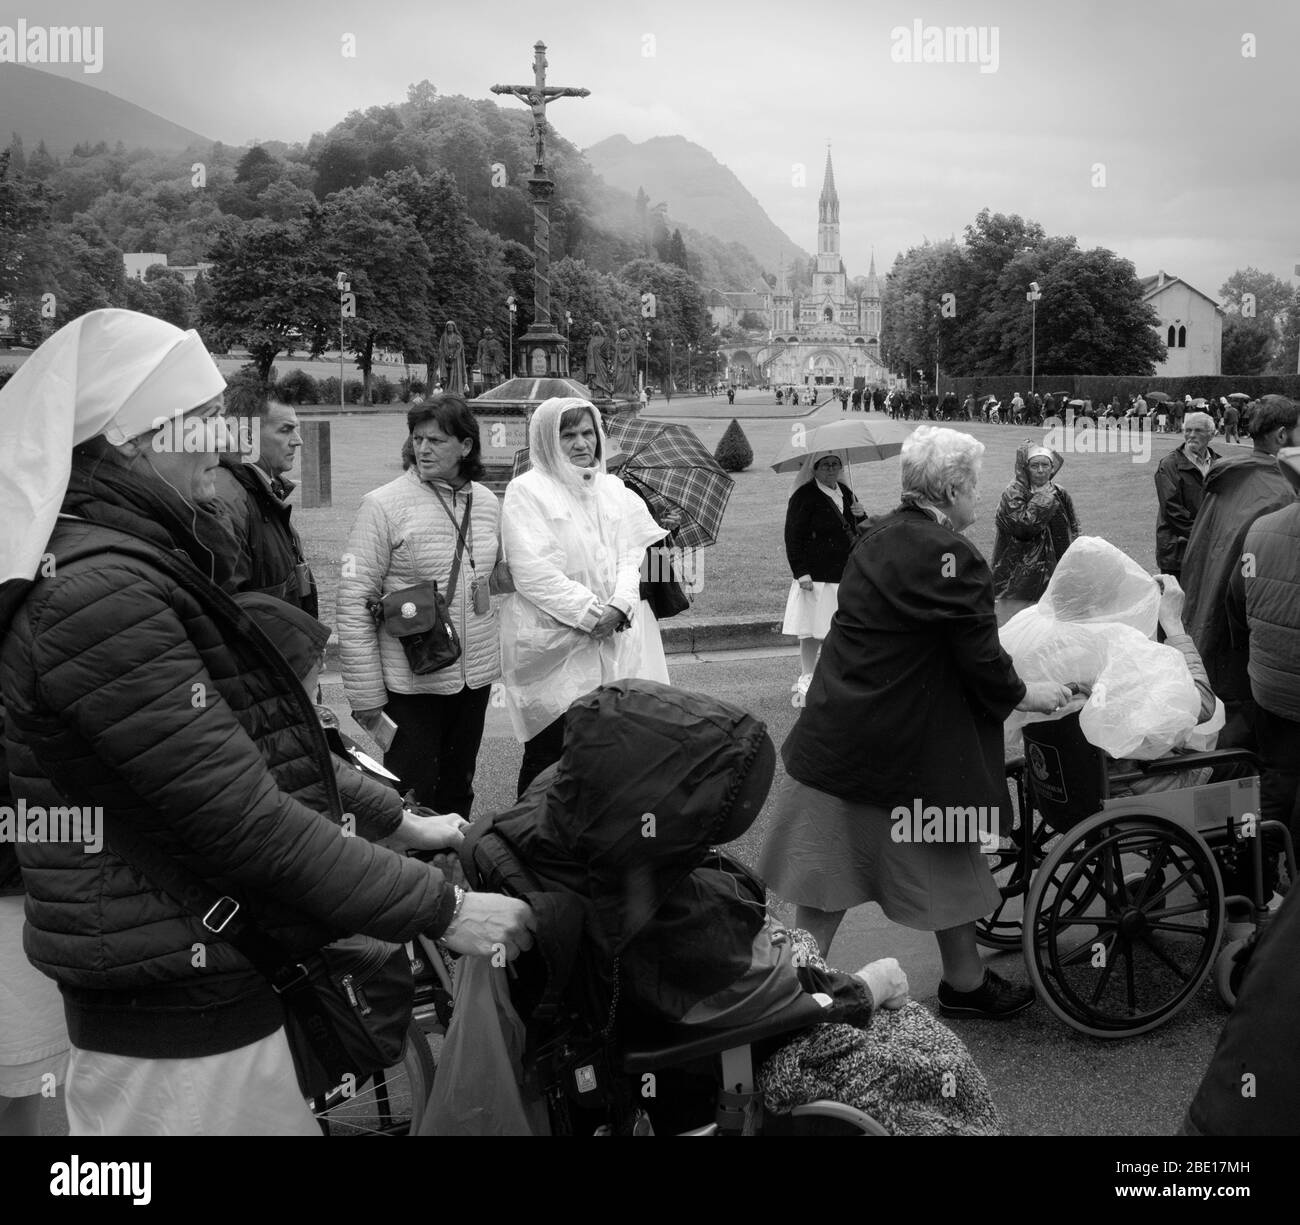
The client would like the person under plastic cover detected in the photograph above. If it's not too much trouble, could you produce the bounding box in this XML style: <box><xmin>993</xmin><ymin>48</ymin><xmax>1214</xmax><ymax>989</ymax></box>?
<box><xmin>1000</xmin><ymin>537</ymin><xmax>1222</xmax><ymax>795</ymax></box>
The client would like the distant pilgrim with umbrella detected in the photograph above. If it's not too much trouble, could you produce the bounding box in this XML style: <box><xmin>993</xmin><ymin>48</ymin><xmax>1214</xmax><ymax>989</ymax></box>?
<box><xmin>771</xmin><ymin>418</ymin><xmax>912</xmax><ymax>693</ymax></box>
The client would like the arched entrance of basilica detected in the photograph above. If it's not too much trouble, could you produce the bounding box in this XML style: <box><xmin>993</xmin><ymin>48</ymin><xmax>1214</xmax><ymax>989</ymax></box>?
<box><xmin>806</xmin><ymin>351</ymin><xmax>845</xmax><ymax>386</ymax></box>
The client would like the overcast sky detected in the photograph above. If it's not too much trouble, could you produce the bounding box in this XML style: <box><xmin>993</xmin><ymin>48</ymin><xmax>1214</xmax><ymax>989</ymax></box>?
<box><xmin>8</xmin><ymin>0</ymin><xmax>1298</xmax><ymax>299</ymax></box>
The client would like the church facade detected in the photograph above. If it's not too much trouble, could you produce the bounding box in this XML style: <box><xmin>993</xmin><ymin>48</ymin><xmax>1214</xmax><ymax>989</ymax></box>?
<box><xmin>723</xmin><ymin>150</ymin><xmax>889</xmax><ymax>388</ymax></box>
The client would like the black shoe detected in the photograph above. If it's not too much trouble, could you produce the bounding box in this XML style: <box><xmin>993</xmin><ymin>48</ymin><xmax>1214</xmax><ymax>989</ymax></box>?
<box><xmin>937</xmin><ymin>969</ymin><xmax>1035</xmax><ymax>1019</ymax></box>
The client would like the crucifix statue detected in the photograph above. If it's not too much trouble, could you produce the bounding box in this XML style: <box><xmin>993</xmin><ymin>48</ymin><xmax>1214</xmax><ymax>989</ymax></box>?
<box><xmin>491</xmin><ymin>42</ymin><xmax>589</xmax><ymax>373</ymax></box>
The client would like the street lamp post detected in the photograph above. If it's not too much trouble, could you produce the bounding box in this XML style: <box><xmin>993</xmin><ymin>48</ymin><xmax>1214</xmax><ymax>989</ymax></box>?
<box><xmin>1026</xmin><ymin>281</ymin><xmax>1042</xmax><ymax>394</ymax></box>
<box><xmin>507</xmin><ymin>296</ymin><xmax>517</xmax><ymax>375</ymax></box>
<box><xmin>667</xmin><ymin>336</ymin><xmax>674</xmax><ymax>402</ymax></box>
<box><xmin>644</xmin><ymin>330</ymin><xmax>651</xmax><ymax>392</ymax></box>
<box><xmin>336</xmin><ymin>271</ymin><xmax>350</xmax><ymax>409</ymax></box>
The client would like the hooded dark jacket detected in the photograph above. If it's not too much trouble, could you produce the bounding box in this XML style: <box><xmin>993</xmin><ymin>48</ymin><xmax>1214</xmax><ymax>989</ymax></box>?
<box><xmin>465</xmin><ymin>680</ymin><xmax>873</xmax><ymax>1031</ymax></box>
<box><xmin>0</xmin><ymin>451</ymin><xmax>452</xmax><ymax>1059</ymax></box>
<box><xmin>1180</xmin><ymin>451</ymin><xmax>1296</xmax><ymax>703</ymax></box>
<box><xmin>991</xmin><ymin>444</ymin><xmax>1079</xmax><ymax>602</ymax></box>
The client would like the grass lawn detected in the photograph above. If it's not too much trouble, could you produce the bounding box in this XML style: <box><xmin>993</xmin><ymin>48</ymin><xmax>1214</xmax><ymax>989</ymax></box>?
<box><xmin>292</xmin><ymin>392</ymin><xmax>1209</xmax><ymax>626</ymax></box>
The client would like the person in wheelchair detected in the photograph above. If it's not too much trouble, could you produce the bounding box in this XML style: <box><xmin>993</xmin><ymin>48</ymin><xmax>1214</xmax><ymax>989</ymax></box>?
<box><xmin>1001</xmin><ymin>537</ymin><xmax>1222</xmax><ymax>797</ymax></box>
<box><xmin>429</xmin><ymin>680</ymin><xmax>1002</xmax><ymax>1136</ymax></box>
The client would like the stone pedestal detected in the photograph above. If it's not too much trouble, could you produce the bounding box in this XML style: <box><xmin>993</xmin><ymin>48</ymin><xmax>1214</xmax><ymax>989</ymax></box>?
<box><xmin>298</xmin><ymin>420</ymin><xmax>331</xmax><ymax>508</ymax></box>
<box><xmin>471</xmin><ymin>376</ymin><xmax>637</xmax><ymax>493</ymax></box>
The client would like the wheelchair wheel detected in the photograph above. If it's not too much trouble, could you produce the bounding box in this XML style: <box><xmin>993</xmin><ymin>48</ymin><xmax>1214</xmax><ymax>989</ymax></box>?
<box><xmin>976</xmin><ymin>802</ymin><xmax>1056</xmax><ymax>949</ymax></box>
<box><xmin>1213</xmin><ymin>937</ymin><xmax>1250</xmax><ymax>1009</ymax></box>
<box><xmin>1023</xmin><ymin>814</ymin><xmax>1223</xmax><ymax>1038</ymax></box>
<box><xmin>312</xmin><ymin>1022</ymin><xmax>438</xmax><ymax>1136</ymax></box>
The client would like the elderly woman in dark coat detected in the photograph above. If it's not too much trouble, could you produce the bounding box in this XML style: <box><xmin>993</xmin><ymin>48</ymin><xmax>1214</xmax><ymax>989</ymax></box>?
<box><xmin>781</xmin><ymin>450</ymin><xmax>868</xmax><ymax>687</ymax></box>
<box><xmin>991</xmin><ymin>441</ymin><xmax>1079</xmax><ymax>619</ymax></box>
<box><xmin>760</xmin><ymin>426</ymin><xmax>1069</xmax><ymax>1019</ymax></box>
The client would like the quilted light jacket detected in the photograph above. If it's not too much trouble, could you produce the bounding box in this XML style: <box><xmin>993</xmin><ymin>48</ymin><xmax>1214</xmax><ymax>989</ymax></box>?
<box><xmin>338</xmin><ymin>469</ymin><xmax>502</xmax><ymax>710</ymax></box>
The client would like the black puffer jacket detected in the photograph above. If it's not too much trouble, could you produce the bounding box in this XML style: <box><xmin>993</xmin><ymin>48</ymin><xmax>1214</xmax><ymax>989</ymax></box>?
<box><xmin>0</xmin><ymin>451</ymin><xmax>453</xmax><ymax>1059</ymax></box>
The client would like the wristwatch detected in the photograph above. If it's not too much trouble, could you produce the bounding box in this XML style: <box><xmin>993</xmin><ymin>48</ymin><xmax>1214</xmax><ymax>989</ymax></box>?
<box><xmin>438</xmin><ymin>886</ymin><xmax>466</xmax><ymax>944</ymax></box>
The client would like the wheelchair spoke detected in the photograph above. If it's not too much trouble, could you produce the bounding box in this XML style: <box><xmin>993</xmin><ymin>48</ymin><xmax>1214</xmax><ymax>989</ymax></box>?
<box><xmin>1088</xmin><ymin>937</ymin><xmax>1123</xmax><ymax>1005</ymax></box>
<box><xmin>1143</xmin><ymin>859</ymin><xmax>1205</xmax><ymax>909</ymax></box>
<box><xmin>1133</xmin><ymin>931</ymin><xmax>1193</xmax><ymax>982</ymax></box>
<box><xmin>1143</xmin><ymin>920</ymin><xmax>1210</xmax><ymax>936</ymax></box>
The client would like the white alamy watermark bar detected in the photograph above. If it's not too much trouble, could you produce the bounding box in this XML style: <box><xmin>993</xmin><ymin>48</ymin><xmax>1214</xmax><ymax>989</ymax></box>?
<box><xmin>0</xmin><ymin>802</ymin><xmax>104</xmax><ymax>854</ymax></box>
<box><xmin>890</xmin><ymin>798</ymin><xmax>1000</xmax><ymax>851</ymax></box>
<box><xmin>1042</xmin><ymin>415</ymin><xmax>1153</xmax><ymax>464</ymax></box>
<box><xmin>0</xmin><ymin>20</ymin><xmax>103</xmax><ymax>73</ymax></box>
<box><xmin>890</xmin><ymin>20</ymin><xmax>1000</xmax><ymax>74</ymax></box>
<box><xmin>152</xmin><ymin>414</ymin><xmax>261</xmax><ymax>463</ymax></box>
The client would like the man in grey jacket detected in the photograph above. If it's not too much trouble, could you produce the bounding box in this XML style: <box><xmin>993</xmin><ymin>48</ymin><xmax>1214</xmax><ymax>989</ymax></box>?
<box><xmin>1228</xmin><ymin>447</ymin><xmax>1300</xmax><ymax>844</ymax></box>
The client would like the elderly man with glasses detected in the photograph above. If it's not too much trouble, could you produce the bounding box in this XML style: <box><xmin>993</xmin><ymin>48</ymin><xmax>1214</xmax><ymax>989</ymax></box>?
<box><xmin>1154</xmin><ymin>412</ymin><xmax>1221</xmax><ymax>582</ymax></box>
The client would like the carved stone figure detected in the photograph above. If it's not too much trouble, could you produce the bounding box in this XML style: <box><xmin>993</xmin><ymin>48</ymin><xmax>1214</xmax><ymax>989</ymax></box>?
<box><xmin>613</xmin><ymin>327</ymin><xmax>638</xmax><ymax>397</ymax></box>
<box><xmin>435</xmin><ymin>321</ymin><xmax>468</xmax><ymax>396</ymax></box>
<box><xmin>476</xmin><ymin>327</ymin><xmax>505</xmax><ymax>387</ymax></box>
<box><xmin>585</xmin><ymin>322</ymin><xmax>612</xmax><ymax>396</ymax></box>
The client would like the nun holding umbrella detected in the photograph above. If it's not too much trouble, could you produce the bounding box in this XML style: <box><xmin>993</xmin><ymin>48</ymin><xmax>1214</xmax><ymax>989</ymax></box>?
<box><xmin>772</xmin><ymin>419</ymin><xmax>911</xmax><ymax>692</ymax></box>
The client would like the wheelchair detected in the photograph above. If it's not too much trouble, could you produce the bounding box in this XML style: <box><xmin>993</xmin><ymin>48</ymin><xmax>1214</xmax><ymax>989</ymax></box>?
<box><xmin>975</xmin><ymin>711</ymin><xmax>1295</xmax><ymax>1037</ymax></box>
<box><xmin>465</xmin><ymin>836</ymin><xmax>889</xmax><ymax>1136</ymax></box>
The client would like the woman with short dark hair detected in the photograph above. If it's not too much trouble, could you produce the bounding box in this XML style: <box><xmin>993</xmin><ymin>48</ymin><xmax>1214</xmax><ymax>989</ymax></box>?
<box><xmin>339</xmin><ymin>394</ymin><xmax>502</xmax><ymax>814</ymax></box>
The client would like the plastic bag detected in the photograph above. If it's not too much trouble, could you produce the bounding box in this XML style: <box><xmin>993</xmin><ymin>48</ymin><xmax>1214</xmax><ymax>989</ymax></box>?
<box><xmin>1001</xmin><ymin>538</ymin><xmax>1203</xmax><ymax>760</ymax></box>
<box><xmin>419</xmin><ymin>954</ymin><xmax>551</xmax><ymax>1136</ymax></box>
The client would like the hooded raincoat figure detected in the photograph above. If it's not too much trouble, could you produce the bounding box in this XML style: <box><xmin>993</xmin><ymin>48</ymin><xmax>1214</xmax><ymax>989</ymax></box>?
<box><xmin>499</xmin><ymin>397</ymin><xmax>670</xmax><ymax>794</ymax></box>
<box><xmin>991</xmin><ymin>441</ymin><xmax>1079</xmax><ymax>607</ymax></box>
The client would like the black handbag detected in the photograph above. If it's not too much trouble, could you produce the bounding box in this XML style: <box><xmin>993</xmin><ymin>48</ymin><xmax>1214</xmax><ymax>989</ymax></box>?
<box><xmin>639</xmin><ymin>543</ymin><xmax>691</xmax><ymax>620</ymax></box>
<box><xmin>105</xmin><ymin>819</ymin><xmax>414</xmax><ymax>1101</ymax></box>
<box><xmin>370</xmin><ymin>495</ymin><xmax>473</xmax><ymax>676</ymax></box>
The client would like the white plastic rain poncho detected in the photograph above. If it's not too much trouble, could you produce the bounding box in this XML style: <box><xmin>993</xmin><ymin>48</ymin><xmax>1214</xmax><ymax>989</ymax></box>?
<box><xmin>1000</xmin><ymin>537</ymin><xmax>1220</xmax><ymax>760</ymax></box>
<box><xmin>498</xmin><ymin>398</ymin><xmax>670</xmax><ymax>741</ymax></box>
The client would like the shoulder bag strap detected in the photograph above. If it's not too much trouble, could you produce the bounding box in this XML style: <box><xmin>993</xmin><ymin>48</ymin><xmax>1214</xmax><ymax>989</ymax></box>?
<box><xmin>103</xmin><ymin>819</ymin><xmax>355</xmax><ymax>1075</ymax></box>
<box><xmin>429</xmin><ymin>486</ymin><xmax>474</xmax><ymax>604</ymax></box>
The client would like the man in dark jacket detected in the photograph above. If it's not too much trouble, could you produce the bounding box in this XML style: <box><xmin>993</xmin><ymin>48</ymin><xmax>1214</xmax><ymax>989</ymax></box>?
<box><xmin>0</xmin><ymin>310</ymin><xmax>532</xmax><ymax>1135</ymax></box>
<box><xmin>1227</xmin><ymin>448</ymin><xmax>1300</xmax><ymax>844</ymax></box>
<box><xmin>211</xmin><ymin>396</ymin><xmax>318</xmax><ymax>615</ymax></box>
<box><xmin>1153</xmin><ymin>411</ymin><xmax>1220</xmax><ymax>578</ymax></box>
<box><xmin>1181</xmin><ymin>395</ymin><xmax>1300</xmax><ymax>742</ymax></box>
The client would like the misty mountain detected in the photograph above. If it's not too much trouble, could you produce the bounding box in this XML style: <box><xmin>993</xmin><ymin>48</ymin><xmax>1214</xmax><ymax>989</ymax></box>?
<box><xmin>585</xmin><ymin>134</ymin><xmax>810</xmax><ymax>279</ymax></box>
<box><xmin>0</xmin><ymin>64</ymin><xmax>211</xmax><ymax>154</ymax></box>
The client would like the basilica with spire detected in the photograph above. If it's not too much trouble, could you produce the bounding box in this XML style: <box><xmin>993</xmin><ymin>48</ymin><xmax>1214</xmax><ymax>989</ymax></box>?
<box><xmin>720</xmin><ymin>149</ymin><xmax>889</xmax><ymax>389</ymax></box>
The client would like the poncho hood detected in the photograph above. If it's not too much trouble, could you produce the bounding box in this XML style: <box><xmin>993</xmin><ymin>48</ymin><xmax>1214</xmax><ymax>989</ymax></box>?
<box><xmin>1011</xmin><ymin>439</ymin><xmax>1064</xmax><ymax>489</ymax></box>
<box><xmin>527</xmin><ymin>396</ymin><xmax>609</xmax><ymax>498</ymax></box>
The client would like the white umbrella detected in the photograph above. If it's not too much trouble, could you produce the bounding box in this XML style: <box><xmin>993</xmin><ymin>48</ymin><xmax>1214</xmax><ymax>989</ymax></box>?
<box><xmin>770</xmin><ymin>418</ymin><xmax>913</xmax><ymax>472</ymax></box>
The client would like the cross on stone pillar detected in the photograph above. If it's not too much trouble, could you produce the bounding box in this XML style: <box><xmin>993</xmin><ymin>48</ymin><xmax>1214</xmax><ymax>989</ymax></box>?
<box><xmin>491</xmin><ymin>42</ymin><xmax>589</xmax><ymax>365</ymax></box>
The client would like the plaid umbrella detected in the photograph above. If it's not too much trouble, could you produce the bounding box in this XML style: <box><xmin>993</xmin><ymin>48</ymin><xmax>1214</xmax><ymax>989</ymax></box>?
<box><xmin>511</xmin><ymin>419</ymin><xmax>733</xmax><ymax>549</ymax></box>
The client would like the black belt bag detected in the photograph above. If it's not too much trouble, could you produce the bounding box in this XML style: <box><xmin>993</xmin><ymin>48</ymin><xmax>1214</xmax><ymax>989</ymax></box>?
<box><xmin>105</xmin><ymin>821</ymin><xmax>414</xmax><ymax>1101</ymax></box>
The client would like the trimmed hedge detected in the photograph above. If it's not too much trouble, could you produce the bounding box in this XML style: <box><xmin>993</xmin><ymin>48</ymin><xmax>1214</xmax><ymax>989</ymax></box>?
<box><xmin>276</xmin><ymin>369</ymin><xmax>320</xmax><ymax>405</ymax></box>
<box><xmin>714</xmin><ymin>418</ymin><xmax>753</xmax><ymax>472</ymax></box>
<box><xmin>317</xmin><ymin>376</ymin><xmax>341</xmax><ymax>405</ymax></box>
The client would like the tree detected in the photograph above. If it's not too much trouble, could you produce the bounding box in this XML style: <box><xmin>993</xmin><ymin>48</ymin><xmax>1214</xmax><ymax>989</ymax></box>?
<box><xmin>616</xmin><ymin>258</ymin><xmax>712</xmax><ymax>383</ymax></box>
<box><xmin>714</xmin><ymin>418</ymin><xmax>753</xmax><ymax>472</ymax></box>
<box><xmin>202</xmin><ymin>215</ymin><xmax>334</xmax><ymax>381</ymax></box>
<box><xmin>322</xmin><ymin>183</ymin><xmax>434</xmax><ymax>400</ymax></box>
<box><xmin>1222</xmin><ymin>314</ymin><xmax>1274</xmax><ymax>375</ymax></box>
<box><xmin>667</xmin><ymin>228</ymin><xmax>688</xmax><ymax>270</ymax></box>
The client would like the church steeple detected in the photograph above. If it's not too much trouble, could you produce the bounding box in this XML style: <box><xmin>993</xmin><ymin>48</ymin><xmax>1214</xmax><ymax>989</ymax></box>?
<box><xmin>818</xmin><ymin>147</ymin><xmax>839</xmax><ymax>225</ymax></box>
<box><xmin>816</xmin><ymin>146</ymin><xmax>841</xmax><ymax>272</ymax></box>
